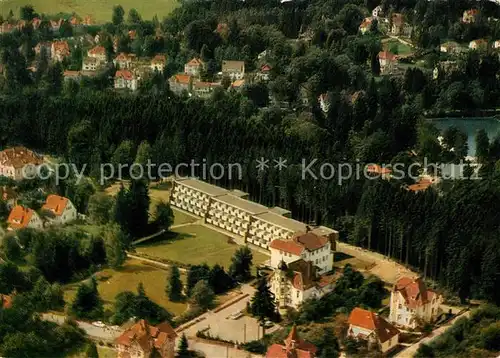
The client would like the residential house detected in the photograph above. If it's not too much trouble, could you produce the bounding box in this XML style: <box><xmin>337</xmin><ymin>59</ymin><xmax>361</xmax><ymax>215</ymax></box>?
<box><xmin>372</xmin><ymin>5</ymin><xmax>383</xmax><ymax>18</ymax></box>
<box><xmin>184</xmin><ymin>58</ymin><xmax>204</xmax><ymax>77</ymax></box>
<box><xmin>265</xmin><ymin>326</ymin><xmax>317</xmax><ymax>358</ymax></box>
<box><xmin>128</xmin><ymin>30</ymin><xmax>137</xmax><ymax>40</ymax></box>
<box><xmin>348</xmin><ymin>307</ymin><xmax>400</xmax><ymax>353</ymax></box>
<box><xmin>7</xmin><ymin>205</ymin><xmax>43</xmax><ymax>231</ymax></box>
<box><xmin>87</xmin><ymin>45</ymin><xmax>107</xmax><ymax>62</ymax></box>
<box><xmin>230</xmin><ymin>79</ymin><xmax>245</xmax><ymax>91</ymax></box>
<box><xmin>83</xmin><ymin>15</ymin><xmax>93</xmax><ymax>26</ymax></box>
<box><xmin>0</xmin><ymin>22</ymin><xmax>14</xmax><ymax>34</ymax></box>
<box><xmin>469</xmin><ymin>39</ymin><xmax>488</xmax><ymax>50</ymax></box>
<box><xmin>366</xmin><ymin>164</ymin><xmax>392</xmax><ymax>179</ymax></box>
<box><xmin>151</xmin><ymin>55</ymin><xmax>167</xmax><ymax>72</ymax></box>
<box><xmin>63</xmin><ymin>70</ymin><xmax>81</xmax><ymax>82</ymax></box>
<box><xmin>318</xmin><ymin>93</ymin><xmax>330</xmax><ymax>113</ymax></box>
<box><xmin>34</xmin><ymin>42</ymin><xmax>52</xmax><ymax>57</ymax></box>
<box><xmin>378</xmin><ymin>51</ymin><xmax>397</xmax><ymax>74</ymax></box>
<box><xmin>192</xmin><ymin>81</ymin><xmax>221</xmax><ymax>98</ymax></box>
<box><xmin>51</xmin><ymin>40</ymin><xmax>70</xmax><ymax>62</ymax></box>
<box><xmin>70</xmin><ymin>17</ymin><xmax>80</xmax><ymax>27</ymax></box>
<box><xmin>433</xmin><ymin>60</ymin><xmax>458</xmax><ymax>80</ymax></box>
<box><xmin>41</xmin><ymin>194</ymin><xmax>77</xmax><ymax>225</ymax></box>
<box><xmin>258</xmin><ymin>50</ymin><xmax>270</xmax><ymax>60</ymax></box>
<box><xmin>391</xmin><ymin>13</ymin><xmax>404</xmax><ymax>35</ymax></box>
<box><xmin>113</xmin><ymin>53</ymin><xmax>136</xmax><ymax>69</ymax></box>
<box><xmin>256</xmin><ymin>64</ymin><xmax>272</xmax><ymax>81</ymax></box>
<box><xmin>114</xmin><ymin>70</ymin><xmax>139</xmax><ymax>91</ymax></box>
<box><xmin>269</xmin><ymin>230</ymin><xmax>334</xmax><ymax>273</ymax></box>
<box><xmin>389</xmin><ymin>276</ymin><xmax>442</xmax><ymax>328</ymax></box>
<box><xmin>0</xmin><ymin>147</ymin><xmax>43</xmax><ymax>180</ymax></box>
<box><xmin>494</xmin><ymin>40</ymin><xmax>500</xmax><ymax>49</ymax></box>
<box><xmin>269</xmin><ymin>259</ymin><xmax>337</xmax><ymax>309</ymax></box>
<box><xmin>1</xmin><ymin>294</ymin><xmax>12</xmax><ymax>309</ymax></box>
<box><xmin>0</xmin><ymin>186</ymin><xmax>17</xmax><ymax>207</ymax></box>
<box><xmin>169</xmin><ymin>74</ymin><xmax>192</xmax><ymax>95</ymax></box>
<box><xmin>463</xmin><ymin>9</ymin><xmax>479</xmax><ymax>23</ymax></box>
<box><xmin>440</xmin><ymin>41</ymin><xmax>460</xmax><ymax>54</ymax></box>
<box><xmin>82</xmin><ymin>57</ymin><xmax>101</xmax><ymax>71</ymax></box>
<box><xmin>359</xmin><ymin>17</ymin><xmax>373</xmax><ymax>34</ymax></box>
<box><xmin>115</xmin><ymin>319</ymin><xmax>177</xmax><ymax>358</ymax></box>
<box><xmin>222</xmin><ymin>60</ymin><xmax>245</xmax><ymax>80</ymax></box>
<box><xmin>50</xmin><ymin>19</ymin><xmax>63</xmax><ymax>32</ymax></box>
<box><xmin>32</xmin><ymin>17</ymin><xmax>42</xmax><ymax>30</ymax></box>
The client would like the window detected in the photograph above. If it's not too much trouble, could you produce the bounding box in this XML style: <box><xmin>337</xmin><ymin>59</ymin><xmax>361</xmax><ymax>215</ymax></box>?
<box><xmin>315</xmin><ymin>259</ymin><xmax>318</xmax><ymax>264</ymax></box>
<box><xmin>397</xmin><ymin>314</ymin><xmax>401</xmax><ymax>320</ymax></box>
<box><xmin>398</xmin><ymin>304</ymin><xmax>402</xmax><ymax>309</ymax></box>
<box><xmin>296</xmin><ymin>291</ymin><xmax>299</xmax><ymax>298</ymax></box>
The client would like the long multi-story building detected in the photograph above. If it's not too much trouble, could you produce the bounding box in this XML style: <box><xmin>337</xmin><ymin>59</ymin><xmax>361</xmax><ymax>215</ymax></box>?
<box><xmin>169</xmin><ymin>178</ymin><xmax>338</xmax><ymax>251</ymax></box>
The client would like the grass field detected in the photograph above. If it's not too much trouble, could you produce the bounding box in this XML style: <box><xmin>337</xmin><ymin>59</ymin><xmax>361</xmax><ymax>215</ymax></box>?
<box><xmin>135</xmin><ymin>224</ymin><xmax>269</xmax><ymax>269</ymax></box>
<box><xmin>0</xmin><ymin>0</ymin><xmax>179</xmax><ymax>23</ymax></box>
<box><xmin>385</xmin><ymin>39</ymin><xmax>413</xmax><ymax>55</ymax></box>
<box><xmin>64</xmin><ymin>259</ymin><xmax>188</xmax><ymax>316</ymax></box>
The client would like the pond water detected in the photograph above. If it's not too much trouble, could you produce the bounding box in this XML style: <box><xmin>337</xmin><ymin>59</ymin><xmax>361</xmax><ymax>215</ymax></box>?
<box><xmin>429</xmin><ymin>117</ymin><xmax>500</xmax><ymax>156</ymax></box>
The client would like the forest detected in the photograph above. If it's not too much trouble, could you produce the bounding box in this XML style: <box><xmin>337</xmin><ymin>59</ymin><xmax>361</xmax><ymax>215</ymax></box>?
<box><xmin>0</xmin><ymin>0</ymin><xmax>500</xmax><ymax>307</ymax></box>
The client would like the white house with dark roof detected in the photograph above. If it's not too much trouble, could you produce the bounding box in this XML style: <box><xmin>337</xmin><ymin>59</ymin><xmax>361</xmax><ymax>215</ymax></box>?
<box><xmin>222</xmin><ymin>60</ymin><xmax>245</xmax><ymax>80</ymax></box>
<box><xmin>389</xmin><ymin>277</ymin><xmax>443</xmax><ymax>328</ymax></box>
<box><xmin>348</xmin><ymin>307</ymin><xmax>400</xmax><ymax>353</ymax></box>
<box><xmin>269</xmin><ymin>231</ymin><xmax>333</xmax><ymax>273</ymax></box>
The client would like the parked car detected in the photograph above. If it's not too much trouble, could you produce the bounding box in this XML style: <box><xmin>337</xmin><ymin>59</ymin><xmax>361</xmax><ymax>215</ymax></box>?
<box><xmin>228</xmin><ymin>311</ymin><xmax>243</xmax><ymax>320</ymax></box>
<box><xmin>263</xmin><ymin>320</ymin><xmax>274</xmax><ymax>328</ymax></box>
<box><xmin>92</xmin><ymin>321</ymin><xmax>105</xmax><ymax>327</ymax></box>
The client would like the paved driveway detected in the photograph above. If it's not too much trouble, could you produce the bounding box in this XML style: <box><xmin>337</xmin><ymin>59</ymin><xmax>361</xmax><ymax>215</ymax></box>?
<box><xmin>41</xmin><ymin>313</ymin><xmax>123</xmax><ymax>341</ymax></box>
<box><xmin>178</xmin><ymin>284</ymin><xmax>280</xmax><ymax>344</ymax></box>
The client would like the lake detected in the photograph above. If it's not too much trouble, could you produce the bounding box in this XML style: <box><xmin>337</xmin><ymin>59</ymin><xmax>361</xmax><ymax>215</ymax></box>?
<box><xmin>429</xmin><ymin>117</ymin><xmax>500</xmax><ymax>156</ymax></box>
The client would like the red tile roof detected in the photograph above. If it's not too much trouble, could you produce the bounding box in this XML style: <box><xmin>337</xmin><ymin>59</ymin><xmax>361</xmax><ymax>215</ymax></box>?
<box><xmin>394</xmin><ymin>277</ymin><xmax>436</xmax><ymax>309</ymax></box>
<box><xmin>64</xmin><ymin>70</ymin><xmax>80</xmax><ymax>77</ymax></box>
<box><xmin>0</xmin><ymin>147</ymin><xmax>43</xmax><ymax>168</ymax></box>
<box><xmin>52</xmin><ymin>40</ymin><xmax>70</xmax><ymax>55</ymax></box>
<box><xmin>115</xmin><ymin>319</ymin><xmax>176</xmax><ymax>353</ymax></box>
<box><xmin>348</xmin><ymin>307</ymin><xmax>399</xmax><ymax>343</ymax></box>
<box><xmin>115</xmin><ymin>53</ymin><xmax>136</xmax><ymax>61</ymax></box>
<box><xmin>186</xmin><ymin>58</ymin><xmax>203</xmax><ymax>67</ymax></box>
<box><xmin>1</xmin><ymin>294</ymin><xmax>12</xmax><ymax>309</ymax></box>
<box><xmin>367</xmin><ymin>164</ymin><xmax>392</xmax><ymax>175</ymax></box>
<box><xmin>360</xmin><ymin>17</ymin><xmax>372</xmax><ymax>29</ymax></box>
<box><xmin>170</xmin><ymin>74</ymin><xmax>192</xmax><ymax>85</ymax></box>
<box><xmin>7</xmin><ymin>205</ymin><xmax>35</xmax><ymax>229</ymax></box>
<box><xmin>42</xmin><ymin>194</ymin><xmax>69</xmax><ymax>216</ymax></box>
<box><xmin>270</xmin><ymin>239</ymin><xmax>304</xmax><ymax>255</ymax></box>
<box><xmin>266</xmin><ymin>326</ymin><xmax>317</xmax><ymax>358</ymax></box>
<box><xmin>261</xmin><ymin>64</ymin><xmax>271</xmax><ymax>72</ymax></box>
<box><xmin>151</xmin><ymin>54</ymin><xmax>166</xmax><ymax>64</ymax></box>
<box><xmin>89</xmin><ymin>45</ymin><xmax>106</xmax><ymax>55</ymax></box>
<box><xmin>115</xmin><ymin>70</ymin><xmax>135</xmax><ymax>80</ymax></box>
<box><xmin>378</xmin><ymin>51</ymin><xmax>396</xmax><ymax>61</ymax></box>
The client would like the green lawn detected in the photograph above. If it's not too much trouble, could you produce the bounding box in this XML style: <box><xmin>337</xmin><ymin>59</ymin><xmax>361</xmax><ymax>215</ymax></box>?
<box><xmin>64</xmin><ymin>259</ymin><xmax>188</xmax><ymax>317</ymax></box>
<box><xmin>0</xmin><ymin>0</ymin><xmax>179</xmax><ymax>23</ymax></box>
<box><xmin>172</xmin><ymin>208</ymin><xmax>198</xmax><ymax>226</ymax></box>
<box><xmin>135</xmin><ymin>224</ymin><xmax>269</xmax><ymax>269</ymax></box>
<box><xmin>386</xmin><ymin>39</ymin><xmax>413</xmax><ymax>55</ymax></box>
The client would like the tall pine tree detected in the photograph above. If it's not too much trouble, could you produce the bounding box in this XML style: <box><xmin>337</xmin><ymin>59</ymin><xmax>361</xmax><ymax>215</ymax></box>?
<box><xmin>250</xmin><ymin>276</ymin><xmax>276</xmax><ymax>323</ymax></box>
<box><xmin>166</xmin><ymin>265</ymin><xmax>183</xmax><ymax>301</ymax></box>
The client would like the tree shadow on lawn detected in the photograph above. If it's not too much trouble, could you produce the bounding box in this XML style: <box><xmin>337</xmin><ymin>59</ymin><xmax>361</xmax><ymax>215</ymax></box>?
<box><xmin>334</xmin><ymin>252</ymin><xmax>354</xmax><ymax>262</ymax></box>
<box><xmin>134</xmin><ymin>231</ymin><xmax>195</xmax><ymax>247</ymax></box>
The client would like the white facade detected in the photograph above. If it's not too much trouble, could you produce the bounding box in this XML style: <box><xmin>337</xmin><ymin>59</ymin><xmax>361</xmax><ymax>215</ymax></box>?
<box><xmin>114</xmin><ymin>76</ymin><xmax>138</xmax><ymax>91</ymax></box>
<box><xmin>82</xmin><ymin>57</ymin><xmax>100</xmax><ymax>71</ymax></box>
<box><xmin>348</xmin><ymin>324</ymin><xmax>399</xmax><ymax>353</ymax></box>
<box><xmin>372</xmin><ymin>6</ymin><xmax>383</xmax><ymax>18</ymax></box>
<box><xmin>43</xmin><ymin>198</ymin><xmax>77</xmax><ymax>225</ymax></box>
<box><xmin>389</xmin><ymin>279</ymin><xmax>443</xmax><ymax>329</ymax></box>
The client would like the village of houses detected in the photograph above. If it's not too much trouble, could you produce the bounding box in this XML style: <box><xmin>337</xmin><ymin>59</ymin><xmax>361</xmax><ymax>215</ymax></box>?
<box><xmin>0</xmin><ymin>144</ymin><xmax>464</xmax><ymax>358</ymax></box>
<box><xmin>361</xmin><ymin>6</ymin><xmax>500</xmax><ymax>80</ymax></box>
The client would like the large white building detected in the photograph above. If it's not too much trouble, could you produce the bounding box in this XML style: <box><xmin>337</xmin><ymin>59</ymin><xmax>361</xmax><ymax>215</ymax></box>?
<box><xmin>169</xmin><ymin>178</ymin><xmax>339</xmax><ymax>251</ymax></box>
<box><xmin>389</xmin><ymin>277</ymin><xmax>443</xmax><ymax>328</ymax></box>
<box><xmin>0</xmin><ymin>147</ymin><xmax>43</xmax><ymax>181</ymax></box>
<box><xmin>269</xmin><ymin>231</ymin><xmax>334</xmax><ymax>274</ymax></box>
